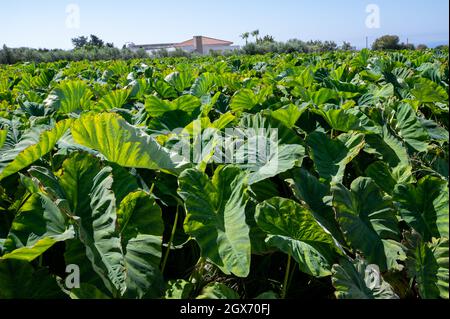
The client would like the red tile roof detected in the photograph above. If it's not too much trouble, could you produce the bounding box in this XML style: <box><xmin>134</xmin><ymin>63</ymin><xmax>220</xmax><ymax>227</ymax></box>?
<box><xmin>174</xmin><ymin>36</ymin><xmax>233</xmax><ymax>47</ymax></box>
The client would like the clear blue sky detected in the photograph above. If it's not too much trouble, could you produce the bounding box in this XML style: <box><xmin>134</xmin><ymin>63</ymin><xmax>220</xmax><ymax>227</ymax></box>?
<box><xmin>0</xmin><ymin>0</ymin><xmax>448</xmax><ymax>49</ymax></box>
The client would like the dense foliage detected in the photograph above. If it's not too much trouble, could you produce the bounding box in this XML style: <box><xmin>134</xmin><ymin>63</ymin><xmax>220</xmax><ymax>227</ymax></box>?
<box><xmin>0</xmin><ymin>44</ymin><xmax>149</xmax><ymax>65</ymax></box>
<box><xmin>4</xmin><ymin>34</ymin><xmax>440</xmax><ymax>65</ymax></box>
<box><xmin>0</xmin><ymin>49</ymin><xmax>448</xmax><ymax>299</ymax></box>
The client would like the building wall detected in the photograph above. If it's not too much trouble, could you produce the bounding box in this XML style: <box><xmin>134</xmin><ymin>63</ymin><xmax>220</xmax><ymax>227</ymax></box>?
<box><xmin>137</xmin><ymin>44</ymin><xmax>240</xmax><ymax>55</ymax></box>
<box><xmin>175</xmin><ymin>45</ymin><xmax>240</xmax><ymax>54</ymax></box>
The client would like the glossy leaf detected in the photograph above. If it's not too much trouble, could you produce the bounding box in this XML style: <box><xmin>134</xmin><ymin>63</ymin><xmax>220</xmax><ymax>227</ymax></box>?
<box><xmin>332</xmin><ymin>257</ymin><xmax>399</xmax><ymax>299</ymax></box>
<box><xmin>71</xmin><ymin>113</ymin><xmax>189</xmax><ymax>174</ymax></box>
<box><xmin>393</xmin><ymin>176</ymin><xmax>449</xmax><ymax>241</ymax></box>
<box><xmin>145</xmin><ymin>95</ymin><xmax>201</xmax><ymax>117</ymax></box>
<box><xmin>0</xmin><ymin>119</ymin><xmax>72</xmax><ymax>181</ymax></box>
<box><xmin>306</xmin><ymin>131</ymin><xmax>365</xmax><ymax>183</ymax></box>
<box><xmin>1</xmin><ymin>193</ymin><xmax>74</xmax><ymax>261</ymax></box>
<box><xmin>256</xmin><ymin>197</ymin><xmax>336</xmax><ymax>277</ymax></box>
<box><xmin>178</xmin><ymin>166</ymin><xmax>251</xmax><ymax>277</ymax></box>
<box><xmin>404</xmin><ymin>231</ymin><xmax>448</xmax><ymax>299</ymax></box>
<box><xmin>44</xmin><ymin>80</ymin><xmax>93</xmax><ymax>114</ymax></box>
<box><xmin>332</xmin><ymin>177</ymin><xmax>403</xmax><ymax>271</ymax></box>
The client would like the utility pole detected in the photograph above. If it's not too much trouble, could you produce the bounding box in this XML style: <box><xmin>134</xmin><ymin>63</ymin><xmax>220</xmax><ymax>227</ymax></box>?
<box><xmin>366</xmin><ymin>36</ymin><xmax>369</xmax><ymax>49</ymax></box>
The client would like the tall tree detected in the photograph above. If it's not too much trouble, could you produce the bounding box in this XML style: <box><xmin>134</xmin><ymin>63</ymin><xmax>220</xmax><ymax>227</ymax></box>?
<box><xmin>89</xmin><ymin>34</ymin><xmax>104</xmax><ymax>47</ymax></box>
<box><xmin>251</xmin><ymin>30</ymin><xmax>260</xmax><ymax>42</ymax></box>
<box><xmin>71</xmin><ymin>36</ymin><xmax>89</xmax><ymax>49</ymax></box>
<box><xmin>240</xmin><ymin>32</ymin><xmax>250</xmax><ymax>45</ymax></box>
<box><xmin>260</xmin><ymin>35</ymin><xmax>275</xmax><ymax>43</ymax></box>
<box><xmin>372</xmin><ymin>35</ymin><xmax>401</xmax><ymax>50</ymax></box>
<box><xmin>341</xmin><ymin>41</ymin><xmax>354</xmax><ymax>51</ymax></box>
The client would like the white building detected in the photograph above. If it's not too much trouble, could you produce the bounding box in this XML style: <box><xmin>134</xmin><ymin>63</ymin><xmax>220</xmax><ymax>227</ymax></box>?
<box><xmin>126</xmin><ymin>36</ymin><xmax>239</xmax><ymax>55</ymax></box>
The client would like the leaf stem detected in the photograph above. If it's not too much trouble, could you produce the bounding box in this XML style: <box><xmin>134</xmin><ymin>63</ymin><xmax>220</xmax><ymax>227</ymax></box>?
<box><xmin>161</xmin><ymin>205</ymin><xmax>179</xmax><ymax>274</ymax></box>
<box><xmin>281</xmin><ymin>254</ymin><xmax>292</xmax><ymax>299</ymax></box>
<box><xmin>149</xmin><ymin>182</ymin><xmax>155</xmax><ymax>194</ymax></box>
<box><xmin>287</xmin><ymin>259</ymin><xmax>296</xmax><ymax>291</ymax></box>
<box><xmin>16</xmin><ymin>193</ymin><xmax>32</xmax><ymax>214</ymax></box>
<box><xmin>49</xmin><ymin>153</ymin><xmax>54</xmax><ymax>172</ymax></box>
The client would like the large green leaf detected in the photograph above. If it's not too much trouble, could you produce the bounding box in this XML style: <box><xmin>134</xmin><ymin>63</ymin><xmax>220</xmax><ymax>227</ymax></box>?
<box><xmin>218</xmin><ymin>115</ymin><xmax>301</xmax><ymax>185</ymax></box>
<box><xmin>311</xmin><ymin>88</ymin><xmax>339</xmax><ymax>105</ymax></box>
<box><xmin>117</xmin><ymin>190</ymin><xmax>165</xmax><ymax>298</ymax></box>
<box><xmin>1</xmin><ymin>237</ymin><xmax>58</xmax><ymax>262</ymax></box>
<box><xmin>404</xmin><ymin>231</ymin><xmax>448</xmax><ymax>299</ymax></box>
<box><xmin>1</xmin><ymin>192</ymin><xmax>74</xmax><ymax>261</ymax></box>
<box><xmin>117</xmin><ymin>191</ymin><xmax>164</xmax><ymax>242</ymax></box>
<box><xmin>314</xmin><ymin>108</ymin><xmax>361</xmax><ymax>132</ymax></box>
<box><xmin>145</xmin><ymin>95</ymin><xmax>201</xmax><ymax>117</ymax></box>
<box><xmin>306</xmin><ymin>131</ymin><xmax>365</xmax><ymax>183</ymax></box>
<box><xmin>96</xmin><ymin>89</ymin><xmax>130</xmax><ymax>111</ymax></box>
<box><xmin>123</xmin><ymin>234</ymin><xmax>164</xmax><ymax>298</ymax></box>
<box><xmin>165</xmin><ymin>71</ymin><xmax>194</xmax><ymax>93</ymax></box>
<box><xmin>110</xmin><ymin>164</ymin><xmax>140</xmax><ymax>205</ymax></box>
<box><xmin>44</xmin><ymin>80</ymin><xmax>93</xmax><ymax>114</ymax></box>
<box><xmin>231</xmin><ymin>87</ymin><xmax>270</xmax><ymax>113</ymax></box>
<box><xmin>365</xmin><ymin>161</ymin><xmax>415</xmax><ymax>194</ymax></box>
<box><xmin>0</xmin><ymin>125</ymin><xmax>47</xmax><ymax>166</ymax></box>
<box><xmin>359</xmin><ymin>83</ymin><xmax>394</xmax><ymax>106</ymax></box>
<box><xmin>60</xmin><ymin>157</ymin><xmax>164</xmax><ymax>298</ymax></box>
<box><xmin>58</xmin><ymin>152</ymin><xmax>102</xmax><ymax>215</ymax></box>
<box><xmin>57</xmin><ymin>152</ymin><xmax>137</xmax><ymax>210</ymax></box>
<box><xmin>148</xmin><ymin>109</ymin><xmax>196</xmax><ymax>132</ymax></box>
<box><xmin>313</xmin><ymin>108</ymin><xmax>379</xmax><ymax>133</ymax></box>
<box><xmin>71</xmin><ymin>113</ymin><xmax>189</xmax><ymax>175</ymax></box>
<box><xmin>285</xmin><ymin>168</ymin><xmax>345</xmax><ymax>245</ymax></box>
<box><xmin>255</xmin><ymin>197</ymin><xmax>337</xmax><ymax>277</ymax></box>
<box><xmin>431</xmin><ymin>237</ymin><xmax>449</xmax><ymax>299</ymax></box>
<box><xmin>236</xmin><ymin>140</ymin><xmax>305</xmax><ymax>185</ymax></box>
<box><xmin>393</xmin><ymin>176</ymin><xmax>449</xmax><ymax>241</ymax></box>
<box><xmin>0</xmin><ymin>119</ymin><xmax>72</xmax><ymax>181</ymax></box>
<box><xmin>364</xmin><ymin>126</ymin><xmax>410</xmax><ymax>168</ymax></box>
<box><xmin>269</xmin><ymin>104</ymin><xmax>305</xmax><ymax>129</ymax></box>
<box><xmin>230</xmin><ymin>89</ymin><xmax>258</xmax><ymax>112</ymax></box>
<box><xmin>72</xmin><ymin>166</ymin><xmax>126</xmax><ymax>296</ymax></box>
<box><xmin>411</xmin><ymin>78</ymin><xmax>448</xmax><ymax>104</ymax></box>
<box><xmin>190</xmin><ymin>72</ymin><xmax>216</xmax><ymax>97</ymax></box>
<box><xmin>28</xmin><ymin>166</ymin><xmax>67</xmax><ymax>199</ymax></box>
<box><xmin>393</xmin><ymin>103</ymin><xmax>429</xmax><ymax>152</ymax></box>
<box><xmin>332</xmin><ymin>177</ymin><xmax>403</xmax><ymax>271</ymax></box>
<box><xmin>178</xmin><ymin>166</ymin><xmax>251</xmax><ymax>277</ymax></box>
<box><xmin>238</xmin><ymin>113</ymin><xmax>303</xmax><ymax>145</ymax></box>
<box><xmin>420</xmin><ymin>118</ymin><xmax>449</xmax><ymax>143</ymax></box>
<box><xmin>332</xmin><ymin>257</ymin><xmax>399</xmax><ymax>299</ymax></box>
<box><xmin>153</xmin><ymin>79</ymin><xmax>178</xmax><ymax>99</ymax></box>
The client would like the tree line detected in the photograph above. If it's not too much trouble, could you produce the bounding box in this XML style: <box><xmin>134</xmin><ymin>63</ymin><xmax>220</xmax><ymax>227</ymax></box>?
<box><xmin>239</xmin><ymin>31</ymin><xmax>442</xmax><ymax>54</ymax></box>
<box><xmin>0</xmin><ymin>35</ymin><xmax>148</xmax><ymax>65</ymax></box>
<box><xmin>0</xmin><ymin>34</ymin><xmax>447</xmax><ymax>65</ymax></box>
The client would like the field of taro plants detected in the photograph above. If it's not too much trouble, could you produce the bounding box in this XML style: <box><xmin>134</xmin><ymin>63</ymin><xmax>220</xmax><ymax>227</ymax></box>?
<box><xmin>0</xmin><ymin>49</ymin><xmax>448</xmax><ymax>299</ymax></box>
